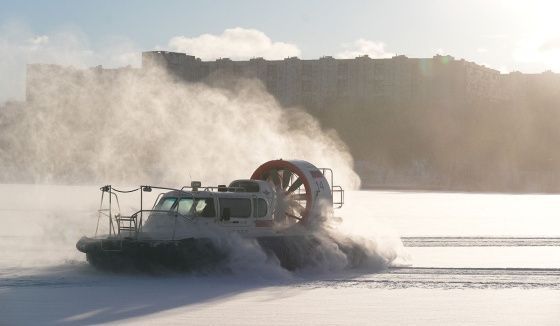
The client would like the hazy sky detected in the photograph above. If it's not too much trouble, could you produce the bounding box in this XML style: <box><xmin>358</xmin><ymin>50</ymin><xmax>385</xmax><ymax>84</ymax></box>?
<box><xmin>1</xmin><ymin>0</ymin><xmax>559</xmax><ymax>101</ymax></box>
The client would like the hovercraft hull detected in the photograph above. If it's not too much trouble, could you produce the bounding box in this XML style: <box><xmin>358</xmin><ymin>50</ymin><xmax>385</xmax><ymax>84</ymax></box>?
<box><xmin>77</xmin><ymin>235</ymin><xmax>327</xmax><ymax>272</ymax></box>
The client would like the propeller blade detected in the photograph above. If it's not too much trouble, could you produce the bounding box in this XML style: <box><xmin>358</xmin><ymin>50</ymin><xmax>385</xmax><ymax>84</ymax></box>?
<box><xmin>286</xmin><ymin>177</ymin><xmax>303</xmax><ymax>193</ymax></box>
<box><xmin>281</xmin><ymin>170</ymin><xmax>292</xmax><ymax>190</ymax></box>
<box><xmin>266</xmin><ymin>169</ymin><xmax>281</xmax><ymax>186</ymax></box>
<box><xmin>285</xmin><ymin>212</ymin><xmax>302</xmax><ymax>221</ymax></box>
<box><xmin>290</xmin><ymin>201</ymin><xmax>306</xmax><ymax>215</ymax></box>
<box><xmin>289</xmin><ymin>193</ymin><xmax>307</xmax><ymax>201</ymax></box>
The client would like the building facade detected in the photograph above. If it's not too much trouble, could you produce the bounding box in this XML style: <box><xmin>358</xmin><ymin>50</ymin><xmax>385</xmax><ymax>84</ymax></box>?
<box><xmin>27</xmin><ymin>50</ymin><xmax>559</xmax><ymax>111</ymax></box>
<box><xmin>140</xmin><ymin>51</ymin><xmax>509</xmax><ymax>110</ymax></box>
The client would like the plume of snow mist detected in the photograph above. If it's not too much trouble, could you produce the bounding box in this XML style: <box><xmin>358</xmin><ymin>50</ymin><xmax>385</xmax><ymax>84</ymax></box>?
<box><xmin>210</xmin><ymin>199</ymin><xmax>404</xmax><ymax>275</ymax></box>
<box><xmin>1</xmin><ymin>65</ymin><xmax>360</xmax><ymax>190</ymax></box>
<box><xmin>295</xmin><ymin>199</ymin><xmax>404</xmax><ymax>272</ymax></box>
<box><xmin>212</xmin><ymin>233</ymin><xmax>292</xmax><ymax>279</ymax></box>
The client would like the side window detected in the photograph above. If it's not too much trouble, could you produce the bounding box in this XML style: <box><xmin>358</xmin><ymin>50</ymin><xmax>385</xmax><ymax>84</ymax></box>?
<box><xmin>253</xmin><ymin>198</ymin><xmax>268</xmax><ymax>218</ymax></box>
<box><xmin>194</xmin><ymin>198</ymin><xmax>215</xmax><ymax>218</ymax></box>
<box><xmin>155</xmin><ymin>197</ymin><xmax>177</xmax><ymax>211</ymax></box>
<box><xmin>177</xmin><ymin>198</ymin><xmax>194</xmax><ymax>215</ymax></box>
<box><xmin>219</xmin><ymin>198</ymin><xmax>251</xmax><ymax>218</ymax></box>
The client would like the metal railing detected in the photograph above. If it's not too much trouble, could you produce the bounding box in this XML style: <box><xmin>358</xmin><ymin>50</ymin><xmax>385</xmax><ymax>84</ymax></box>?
<box><xmin>318</xmin><ymin>168</ymin><xmax>345</xmax><ymax>208</ymax></box>
<box><xmin>95</xmin><ymin>183</ymin><xmax>248</xmax><ymax>241</ymax></box>
<box><xmin>94</xmin><ymin>171</ymin><xmax>345</xmax><ymax>243</ymax></box>
<box><xmin>96</xmin><ymin>185</ymin><xmax>194</xmax><ymax>239</ymax></box>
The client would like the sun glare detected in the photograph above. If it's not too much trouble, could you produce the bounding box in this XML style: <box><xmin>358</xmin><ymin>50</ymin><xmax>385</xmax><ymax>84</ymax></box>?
<box><xmin>500</xmin><ymin>0</ymin><xmax>560</xmax><ymax>71</ymax></box>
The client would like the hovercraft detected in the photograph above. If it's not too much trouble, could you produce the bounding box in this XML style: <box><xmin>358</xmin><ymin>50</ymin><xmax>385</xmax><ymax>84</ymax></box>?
<box><xmin>76</xmin><ymin>159</ymin><xmax>347</xmax><ymax>271</ymax></box>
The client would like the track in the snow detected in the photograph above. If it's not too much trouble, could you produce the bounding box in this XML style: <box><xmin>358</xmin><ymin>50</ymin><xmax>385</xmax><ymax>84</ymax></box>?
<box><xmin>402</xmin><ymin>237</ymin><xmax>560</xmax><ymax>247</ymax></box>
<box><xmin>310</xmin><ymin>266</ymin><xmax>560</xmax><ymax>289</ymax></box>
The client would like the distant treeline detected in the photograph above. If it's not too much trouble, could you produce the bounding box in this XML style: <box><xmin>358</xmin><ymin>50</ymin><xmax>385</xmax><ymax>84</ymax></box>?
<box><xmin>317</xmin><ymin>93</ymin><xmax>560</xmax><ymax>192</ymax></box>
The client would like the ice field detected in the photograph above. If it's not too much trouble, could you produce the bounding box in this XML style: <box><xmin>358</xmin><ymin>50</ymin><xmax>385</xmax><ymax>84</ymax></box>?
<box><xmin>1</xmin><ymin>185</ymin><xmax>559</xmax><ymax>325</ymax></box>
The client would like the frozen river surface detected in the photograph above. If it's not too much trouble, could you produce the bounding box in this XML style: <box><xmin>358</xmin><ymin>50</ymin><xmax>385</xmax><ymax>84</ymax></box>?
<box><xmin>1</xmin><ymin>185</ymin><xmax>559</xmax><ymax>325</ymax></box>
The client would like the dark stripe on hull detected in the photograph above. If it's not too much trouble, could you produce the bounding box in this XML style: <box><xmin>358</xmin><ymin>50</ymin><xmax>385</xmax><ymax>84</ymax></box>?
<box><xmin>79</xmin><ymin>237</ymin><xmax>225</xmax><ymax>272</ymax></box>
<box><xmin>78</xmin><ymin>236</ymin><xmax>319</xmax><ymax>272</ymax></box>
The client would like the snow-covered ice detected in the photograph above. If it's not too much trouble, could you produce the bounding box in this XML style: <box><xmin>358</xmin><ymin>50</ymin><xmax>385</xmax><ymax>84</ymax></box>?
<box><xmin>1</xmin><ymin>185</ymin><xmax>559</xmax><ymax>325</ymax></box>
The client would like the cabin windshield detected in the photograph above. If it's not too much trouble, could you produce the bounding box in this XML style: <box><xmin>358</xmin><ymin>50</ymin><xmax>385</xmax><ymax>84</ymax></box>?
<box><xmin>155</xmin><ymin>197</ymin><xmax>177</xmax><ymax>211</ymax></box>
<box><xmin>154</xmin><ymin>196</ymin><xmax>215</xmax><ymax>218</ymax></box>
<box><xmin>177</xmin><ymin>198</ymin><xmax>194</xmax><ymax>215</ymax></box>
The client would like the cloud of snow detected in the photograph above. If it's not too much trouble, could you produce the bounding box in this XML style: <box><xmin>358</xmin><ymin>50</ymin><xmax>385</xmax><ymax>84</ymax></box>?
<box><xmin>2</xmin><ymin>65</ymin><xmax>361</xmax><ymax>190</ymax></box>
<box><xmin>336</xmin><ymin>39</ymin><xmax>394</xmax><ymax>59</ymax></box>
<box><xmin>168</xmin><ymin>27</ymin><xmax>301</xmax><ymax>60</ymax></box>
<box><xmin>0</xmin><ymin>21</ymin><xmax>140</xmax><ymax>102</ymax></box>
<box><xmin>0</xmin><ymin>24</ymin><xmax>400</xmax><ymax>278</ymax></box>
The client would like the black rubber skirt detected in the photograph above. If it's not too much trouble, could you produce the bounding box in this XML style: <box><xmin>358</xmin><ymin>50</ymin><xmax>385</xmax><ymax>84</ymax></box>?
<box><xmin>76</xmin><ymin>235</ymin><xmax>335</xmax><ymax>272</ymax></box>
